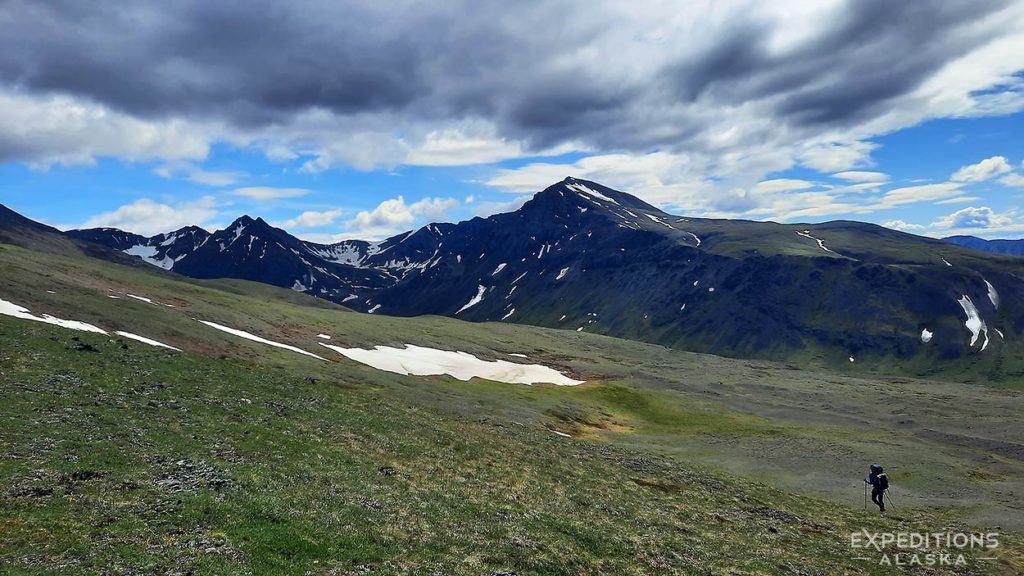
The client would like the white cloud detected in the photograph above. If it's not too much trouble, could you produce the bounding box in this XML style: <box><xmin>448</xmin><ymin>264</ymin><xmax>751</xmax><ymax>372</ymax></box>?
<box><xmin>833</xmin><ymin>171</ymin><xmax>889</xmax><ymax>183</ymax></box>
<box><xmin>999</xmin><ymin>172</ymin><xmax>1024</xmax><ymax>187</ymax></box>
<box><xmin>344</xmin><ymin>196</ymin><xmax>460</xmax><ymax>239</ymax></box>
<box><xmin>154</xmin><ymin>162</ymin><xmax>247</xmax><ymax>187</ymax></box>
<box><xmin>797</xmin><ymin>142</ymin><xmax>877</xmax><ymax>173</ymax></box>
<box><xmin>877</xmin><ymin>182</ymin><xmax>963</xmax><ymax>208</ymax></box>
<box><xmin>934</xmin><ymin>195</ymin><xmax>981</xmax><ymax>205</ymax></box>
<box><xmin>231</xmin><ymin>187</ymin><xmax>311</xmax><ymax>200</ymax></box>
<box><xmin>932</xmin><ymin>206</ymin><xmax>1011</xmax><ymax>229</ymax></box>
<box><xmin>81</xmin><ymin>196</ymin><xmax>219</xmax><ymax>236</ymax></box>
<box><xmin>882</xmin><ymin>220</ymin><xmax>924</xmax><ymax>232</ymax></box>
<box><xmin>403</xmin><ymin>125</ymin><xmax>533</xmax><ymax>167</ymax></box>
<box><xmin>751</xmin><ymin>179</ymin><xmax>816</xmax><ymax>194</ymax></box>
<box><xmin>0</xmin><ymin>90</ymin><xmax>212</xmax><ymax>168</ymax></box>
<box><xmin>951</xmin><ymin>156</ymin><xmax>1013</xmax><ymax>182</ymax></box>
<box><xmin>485</xmin><ymin>152</ymin><xmax>719</xmax><ymax>210</ymax></box>
<box><xmin>276</xmin><ymin>209</ymin><xmax>345</xmax><ymax>229</ymax></box>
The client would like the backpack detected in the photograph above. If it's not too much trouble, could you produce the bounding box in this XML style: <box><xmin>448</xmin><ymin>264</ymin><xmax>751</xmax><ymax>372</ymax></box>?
<box><xmin>878</xmin><ymin>473</ymin><xmax>889</xmax><ymax>490</ymax></box>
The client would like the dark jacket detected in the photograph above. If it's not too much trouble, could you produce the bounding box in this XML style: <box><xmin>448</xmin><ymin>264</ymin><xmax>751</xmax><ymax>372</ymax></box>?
<box><xmin>867</xmin><ymin>472</ymin><xmax>889</xmax><ymax>491</ymax></box>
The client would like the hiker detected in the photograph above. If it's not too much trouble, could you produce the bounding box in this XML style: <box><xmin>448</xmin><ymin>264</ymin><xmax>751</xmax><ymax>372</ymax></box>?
<box><xmin>865</xmin><ymin>463</ymin><xmax>889</xmax><ymax>513</ymax></box>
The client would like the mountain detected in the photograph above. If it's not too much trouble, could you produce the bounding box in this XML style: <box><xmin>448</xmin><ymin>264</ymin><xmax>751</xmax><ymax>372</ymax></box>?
<box><xmin>0</xmin><ymin>203</ymin><xmax>153</xmax><ymax>267</ymax></box>
<box><xmin>53</xmin><ymin>178</ymin><xmax>1024</xmax><ymax>373</ymax></box>
<box><xmin>944</xmin><ymin>234</ymin><xmax>1024</xmax><ymax>257</ymax></box>
<box><xmin>70</xmin><ymin>216</ymin><xmax>393</xmax><ymax>300</ymax></box>
<box><xmin>7</xmin><ymin>210</ymin><xmax>1022</xmax><ymax>572</ymax></box>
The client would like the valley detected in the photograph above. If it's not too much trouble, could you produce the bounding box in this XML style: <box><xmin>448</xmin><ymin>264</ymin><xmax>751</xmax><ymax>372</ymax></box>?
<box><xmin>1</xmin><ymin>230</ymin><xmax>1022</xmax><ymax>573</ymax></box>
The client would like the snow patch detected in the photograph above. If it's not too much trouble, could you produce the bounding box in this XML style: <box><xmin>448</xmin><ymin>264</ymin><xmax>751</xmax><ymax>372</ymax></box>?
<box><xmin>984</xmin><ymin>279</ymin><xmax>999</xmax><ymax>309</ymax></box>
<box><xmin>368</xmin><ymin>304</ymin><xmax>381</xmax><ymax>314</ymax></box>
<box><xmin>920</xmin><ymin>329</ymin><xmax>933</xmax><ymax>343</ymax></box>
<box><xmin>956</xmin><ymin>295</ymin><xmax>989</xmax><ymax>350</ymax></box>
<box><xmin>492</xmin><ymin>263</ymin><xmax>507</xmax><ymax>275</ymax></box>
<box><xmin>0</xmin><ymin>298</ymin><xmax>107</xmax><ymax>334</ymax></box>
<box><xmin>508</xmin><ymin>353</ymin><xmax>528</xmax><ymax>358</ymax></box>
<box><xmin>115</xmin><ymin>331</ymin><xmax>181</xmax><ymax>351</ymax></box>
<box><xmin>941</xmin><ymin>257</ymin><xmax>952</xmax><ymax>267</ymax></box>
<box><xmin>795</xmin><ymin>230</ymin><xmax>837</xmax><ymax>254</ymax></box>
<box><xmin>456</xmin><ymin>285</ymin><xmax>487</xmax><ymax>314</ymax></box>
<box><xmin>124</xmin><ymin>245</ymin><xmax>175</xmax><ymax>270</ymax></box>
<box><xmin>126</xmin><ymin>294</ymin><xmax>154</xmax><ymax>304</ymax></box>
<box><xmin>501</xmin><ymin>308</ymin><xmax>515</xmax><ymax>320</ymax></box>
<box><xmin>320</xmin><ymin>343</ymin><xmax>583</xmax><ymax>385</ymax></box>
<box><xmin>198</xmin><ymin>320</ymin><xmax>326</xmax><ymax>360</ymax></box>
<box><xmin>316</xmin><ymin>334</ymin><xmax>331</xmax><ymax>340</ymax></box>
<box><xmin>565</xmin><ymin>182</ymin><xmax>618</xmax><ymax>205</ymax></box>
<box><xmin>556</xmin><ymin>267</ymin><xmax>570</xmax><ymax>280</ymax></box>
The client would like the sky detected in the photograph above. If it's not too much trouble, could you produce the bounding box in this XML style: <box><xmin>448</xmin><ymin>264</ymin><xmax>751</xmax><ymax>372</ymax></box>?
<box><xmin>1</xmin><ymin>0</ymin><xmax>1023</xmax><ymax>242</ymax></box>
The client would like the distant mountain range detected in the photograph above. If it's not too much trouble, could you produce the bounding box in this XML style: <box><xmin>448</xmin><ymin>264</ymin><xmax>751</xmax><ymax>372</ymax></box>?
<box><xmin>6</xmin><ymin>177</ymin><xmax>1024</xmax><ymax>373</ymax></box>
<box><xmin>943</xmin><ymin>235</ymin><xmax>1024</xmax><ymax>257</ymax></box>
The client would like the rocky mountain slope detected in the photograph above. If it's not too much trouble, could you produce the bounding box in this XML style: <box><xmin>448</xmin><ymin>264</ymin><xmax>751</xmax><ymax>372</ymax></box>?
<box><xmin>50</xmin><ymin>177</ymin><xmax>1024</xmax><ymax>374</ymax></box>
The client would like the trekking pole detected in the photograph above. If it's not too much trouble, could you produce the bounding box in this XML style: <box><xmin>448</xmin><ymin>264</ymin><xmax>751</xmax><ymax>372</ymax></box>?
<box><xmin>863</xmin><ymin>482</ymin><xmax>867</xmax><ymax>511</ymax></box>
<box><xmin>885</xmin><ymin>488</ymin><xmax>896</xmax><ymax>510</ymax></box>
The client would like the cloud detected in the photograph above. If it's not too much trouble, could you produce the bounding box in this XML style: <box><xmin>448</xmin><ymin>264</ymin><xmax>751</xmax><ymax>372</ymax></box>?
<box><xmin>276</xmin><ymin>209</ymin><xmax>345</xmax><ymax>229</ymax></box>
<box><xmin>932</xmin><ymin>206</ymin><xmax>1012</xmax><ymax>229</ymax></box>
<box><xmin>345</xmin><ymin>196</ymin><xmax>460</xmax><ymax>239</ymax></box>
<box><xmin>231</xmin><ymin>187</ymin><xmax>310</xmax><ymax>200</ymax></box>
<box><xmin>0</xmin><ymin>0</ymin><xmax>1020</xmax><ymax>185</ymax></box>
<box><xmin>877</xmin><ymin>182</ymin><xmax>963</xmax><ymax>207</ymax></box>
<box><xmin>798</xmin><ymin>142</ymin><xmax>877</xmax><ymax>173</ymax></box>
<box><xmin>833</xmin><ymin>171</ymin><xmax>888</xmax><ymax>182</ymax></box>
<box><xmin>81</xmin><ymin>196</ymin><xmax>218</xmax><ymax>236</ymax></box>
<box><xmin>999</xmin><ymin>172</ymin><xmax>1024</xmax><ymax>187</ymax></box>
<box><xmin>0</xmin><ymin>91</ymin><xmax>210</xmax><ymax>167</ymax></box>
<box><xmin>882</xmin><ymin>219</ymin><xmax>924</xmax><ymax>232</ymax></box>
<box><xmin>752</xmin><ymin>179</ymin><xmax>816</xmax><ymax>194</ymax></box>
<box><xmin>951</xmin><ymin>155</ymin><xmax>1013</xmax><ymax>182</ymax></box>
<box><xmin>154</xmin><ymin>162</ymin><xmax>246</xmax><ymax>186</ymax></box>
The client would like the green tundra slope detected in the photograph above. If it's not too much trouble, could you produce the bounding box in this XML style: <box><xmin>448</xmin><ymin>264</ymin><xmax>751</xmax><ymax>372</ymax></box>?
<box><xmin>1</xmin><ymin>240</ymin><xmax>1022</xmax><ymax>574</ymax></box>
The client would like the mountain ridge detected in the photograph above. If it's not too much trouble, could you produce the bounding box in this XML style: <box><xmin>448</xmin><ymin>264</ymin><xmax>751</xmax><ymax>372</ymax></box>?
<box><xmin>944</xmin><ymin>234</ymin><xmax>1024</xmax><ymax>257</ymax></box>
<box><xmin>19</xmin><ymin>177</ymin><xmax>1024</xmax><ymax>376</ymax></box>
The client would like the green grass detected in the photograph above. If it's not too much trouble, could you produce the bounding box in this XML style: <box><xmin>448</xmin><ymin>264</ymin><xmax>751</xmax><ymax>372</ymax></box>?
<box><xmin>2</xmin><ymin>320</ymin><xmax>1018</xmax><ymax>575</ymax></box>
<box><xmin>1</xmin><ymin>241</ymin><xmax>1023</xmax><ymax>573</ymax></box>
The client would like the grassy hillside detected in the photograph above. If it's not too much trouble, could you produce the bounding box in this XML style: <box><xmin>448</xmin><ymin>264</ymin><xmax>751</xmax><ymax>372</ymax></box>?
<box><xmin>1</xmin><ymin>241</ymin><xmax>1022</xmax><ymax>573</ymax></box>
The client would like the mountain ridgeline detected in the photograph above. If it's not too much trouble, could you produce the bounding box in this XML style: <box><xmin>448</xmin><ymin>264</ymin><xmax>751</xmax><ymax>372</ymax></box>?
<box><xmin>943</xmin><ymin>235</ymin><xmax>1024</xmax><ymax>257</ymax></box>
<box><xmin>50</xmin><ymin>177</ymin><xmax>1024</xmax><ymax>376</ymax></box>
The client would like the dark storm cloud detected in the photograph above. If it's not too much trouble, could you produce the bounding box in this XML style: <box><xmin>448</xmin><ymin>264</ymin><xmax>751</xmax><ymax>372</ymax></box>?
<box><xmin>0</xmin><ymin>0</ymin><xmax>1017</xmax><ymax>154</ymax></box>
<box><xmin>667</xmin><ymin>0</ymin><xmax>1008</xmax><ymax>127</ymax></box>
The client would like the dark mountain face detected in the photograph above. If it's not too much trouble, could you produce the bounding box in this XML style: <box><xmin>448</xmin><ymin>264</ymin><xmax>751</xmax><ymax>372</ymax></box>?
<box><xmin>53</xmin><ymin>178</ymin><xmax>1024</xmax><ymax>374</ymax></box>
<box><xmin>69</xmin><ymin>226</ymin><xmax>210</xmax><ymax>269</ymax></box>
<box><xmin>944</xmin><ymin>235</ymin><xmax>1024</xmax><ymax>257</ymax></box>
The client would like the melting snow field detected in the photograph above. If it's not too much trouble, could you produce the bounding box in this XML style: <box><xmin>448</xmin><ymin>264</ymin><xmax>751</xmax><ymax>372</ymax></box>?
<box><xmin>115</xmin><ymin>331</ymin><xmax>181</xmax><ymax>351</ymax></box>
<box><xmin>0</xmin><ymin>297</ymin><xmax>179</xmax><ymax>351</ymax></box>
<box><xmin>0</xmin><ymin>297</ymin><xmax>107</xmax><ymax>334</ymax></box>
<box><xmin>956</xmin><ymin>295</ymin><xmax>989</xmax><ymax>350</ymax></box>
<box><xmin>320</xmin><ymin>343</ymin><xmax>583</xmax><ymax>386</ymax></box>
<box><xmin>199</xmin><ymin>320</ymin><xmax>327</xmax><ymax>360</ymax></box>
<box><xmin>984</xmin><ymin>279</ymin><xmax>1000</xmax><ymax>309</ymax></box>
<box><xmin>456</xmin><ymin>285</ymin><xmax>487</xmax><ymax>314</ymax></box>
<box><xmin>795</xmin><ymin>230</ymin><xmax>837</xmax><ymax>254</ymax></box>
